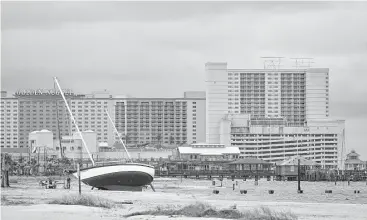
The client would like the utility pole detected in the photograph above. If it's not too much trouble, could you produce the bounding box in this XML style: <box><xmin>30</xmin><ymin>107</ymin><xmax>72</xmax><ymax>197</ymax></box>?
<box><xmin>44</xmin><ymin>147</ymin><xmax>47</xmax><ymax>174</ymax></box>
<box><xmin>255</xmin><ymin>164</ymin><xmax>259</xmax><ymax>186</ymax></box>
<box><xmin>28</xmin><ymin>143</ymin><xmax>31</xmax><ymax>166</ymax></box>
<box><xmin>37</xmin><ymin>147</ymin><xmax>40</xmax><ymax>174</ymax></box>
<box><xmin>298</xmin><ymin>159</ymin><xmax>302</xmax><ymax>193</ymax></box>
<box><xmin>180</xmin><ymin>162</ymin><xmax>183</xmax><ymax>183</ymax></box>
<box><xmin>77</xmin><ymin>163</ymin><xmax>81</xmax><ymax>195</ymax></box>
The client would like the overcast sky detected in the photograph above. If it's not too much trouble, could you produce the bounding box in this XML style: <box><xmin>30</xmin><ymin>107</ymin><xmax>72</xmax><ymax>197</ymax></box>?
<box><xmin>1</xmin><ymin>1</ymin><xmax>367</xmax><ymax>159</ymax></box>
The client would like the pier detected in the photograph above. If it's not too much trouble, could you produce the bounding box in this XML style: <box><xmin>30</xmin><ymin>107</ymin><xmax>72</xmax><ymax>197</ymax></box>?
<box><xmin>155</xmin><ymin>169</ymin><xmax>275</xmax><ymax>179</ymax></box>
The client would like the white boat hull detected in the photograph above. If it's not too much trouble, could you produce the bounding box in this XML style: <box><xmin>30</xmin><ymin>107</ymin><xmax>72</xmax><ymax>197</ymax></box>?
<box><xmin>73</xmin><ymin>163</ymin><xmax>155</xmax><ymax>190</ymax></box>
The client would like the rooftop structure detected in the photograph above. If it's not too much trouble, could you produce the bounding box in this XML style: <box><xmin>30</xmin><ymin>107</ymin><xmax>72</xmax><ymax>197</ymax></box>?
<box><xmin>229</xmin><ymin>157</ymin><xmax>272</xmax><ymax>165</ymax></box>
<box><xmin>184</xmin><ymin>91</ymin><xmax>206</xmax><ymax>99</ymax></box>
<box><xmin>28</xmin><ymin>129</ymin><xmax>54</xmax><ymax>151</ymax></box>
<box><xmin>176</xmin><ymin>143</ymin><xmax>240</xmax><ymax>161</ymax></box>
<box><xmin>344</xmin><ymin>150</ymin><xmax>366</xmax><ymax>170</ymax></box>
<box><xmin>228</xmin><ymin>157</ymin><xmax>272</xmax><ymax>171</ymax></box>
<box><xmin>278</xmin><ymin>156</ymin><xmax>319</xmax><ymax>166</ymax></box>
<box><xmin>1</xmin><ymin>91</ymin><xmax>8</xmax><ymax>98</ymax></box>
<box><xmin>275</xmin><ymin>156</ymin><xmax>320</xmax><ymax>181</ymax></box>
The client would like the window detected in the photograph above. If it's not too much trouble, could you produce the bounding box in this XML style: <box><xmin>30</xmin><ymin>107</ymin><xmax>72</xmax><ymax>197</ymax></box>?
<box><xmin>290</xmin><ymin>166</ymin><xmax>295</xmax><ymax>172</ymax></box>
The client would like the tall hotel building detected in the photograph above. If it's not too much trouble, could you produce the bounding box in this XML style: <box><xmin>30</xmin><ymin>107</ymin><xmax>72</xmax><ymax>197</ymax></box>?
<box><xmin>0</xmin><ymin>90</ymin><xmax>205</xmax><ymax>152</ymax></box>
<box><xmin>205</xmin><ymin>62</ymin><xmax>345</xmax><ymax>169</ymax></box>
<box><xmin>1</xmin><ymin>92</ymin><xmax>19</xmax><ymax>149</ymax></box>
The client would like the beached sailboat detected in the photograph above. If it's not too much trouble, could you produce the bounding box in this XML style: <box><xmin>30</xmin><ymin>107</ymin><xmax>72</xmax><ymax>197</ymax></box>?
<box><xmin>53</xmin><ymin>77</ymin><xmax>155</xmax><ymax>191</ymax></box>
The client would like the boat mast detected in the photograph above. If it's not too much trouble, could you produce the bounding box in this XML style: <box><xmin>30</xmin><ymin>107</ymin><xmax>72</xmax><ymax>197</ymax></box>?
<box><xmin>54</xmin><ymin>81</ymin><xmax>63</xmax><ymax>159</ymax></box>
<box><xmin>105</xmin><ymin>109</ymin><xmax>132</xmax><ymax>162</ymax></box>
<box><xmin>53</xmin><ymin>77</ymin><xmax>95</xmax><ymax>166</ymax></box>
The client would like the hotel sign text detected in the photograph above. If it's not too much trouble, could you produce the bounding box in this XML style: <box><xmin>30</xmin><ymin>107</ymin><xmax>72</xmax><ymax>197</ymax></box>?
<box><xmin>15</xmin><ymin>89</ymin><xmax>75</xmax><ymax>96</ymax></box>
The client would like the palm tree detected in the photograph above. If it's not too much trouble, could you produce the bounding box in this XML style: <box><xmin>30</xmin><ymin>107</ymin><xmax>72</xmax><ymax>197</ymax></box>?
<box><xmin>1</xmin><ymin>153</ymin><xmax>12</xmax><ymax>187</ymax></box>
<box><xmin>156</xmin><ymin>133</ymin><xmax>162</xmax><ymax>148</ymax></box>
<box><xmin>125</xmin><ymin>134</ymin><xmax>130</xmax><ymax>146</ymax></box>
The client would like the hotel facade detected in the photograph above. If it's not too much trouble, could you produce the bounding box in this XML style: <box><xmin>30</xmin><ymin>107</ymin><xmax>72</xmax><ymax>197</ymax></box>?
<box><xmin>0</xmin><ymin>93</ymin><xmax>19</xmax><ymax>149</ymax></box>
<box><xmin>205</xmin><ymin>62</ymin><xmax>345</xmax><ymax>169</ymax></box>
<box><xmin>0</xmin><ymin>90</ymin><xmax>206</xmax><ymax>152</ymax></box>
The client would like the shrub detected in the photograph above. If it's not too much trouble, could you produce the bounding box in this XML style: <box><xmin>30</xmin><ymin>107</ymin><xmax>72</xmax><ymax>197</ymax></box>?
<box><xmin>242</xmin><ymin>206</ymin><xmax>298</xmax><ymax>220</ymax></box>
<box><xmin>124</xmin><ymin>202</ymin><xmax>297</xmax><ymax>220</ymax></box>
<box><xmin>1</xmin><ymin>195</ymin><xmax>34</xmax><ymax>206</ymax></box>
<box><xmin>48</xmin><ymin>194</ymin><xmax>114</xmax><ymax>209</ymax></box>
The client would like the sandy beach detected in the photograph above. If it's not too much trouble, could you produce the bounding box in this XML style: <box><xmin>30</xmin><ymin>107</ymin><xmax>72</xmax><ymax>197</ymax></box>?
<box><xmin>1</xmin><ymin>176</ymin><xmax>367</xmax><ymax>220</ymax></box>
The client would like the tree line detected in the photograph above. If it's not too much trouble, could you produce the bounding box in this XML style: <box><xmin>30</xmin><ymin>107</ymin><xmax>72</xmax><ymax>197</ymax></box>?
<box><xmin>1</xmin><ymin>153</ymin><xmax>74</xmax><ymax>187</ymax></box>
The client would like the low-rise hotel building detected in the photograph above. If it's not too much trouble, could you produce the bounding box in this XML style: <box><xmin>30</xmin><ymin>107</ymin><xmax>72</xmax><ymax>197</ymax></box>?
<box><xmin>1</xmin><ymin>90</ymin><xmax>206</xmax><ymax>152</ymax></box>
<box><xmin>219</xmin><ymin>114</ymin><xmax>344</xmax><ymax>169</ymax></box>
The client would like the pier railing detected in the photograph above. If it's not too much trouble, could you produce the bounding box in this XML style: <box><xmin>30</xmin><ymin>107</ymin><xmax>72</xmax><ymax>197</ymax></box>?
<box><xmin>155</xmin><ymin>169</ymin><xmax>275</xmax><ymax>177</ymax></box>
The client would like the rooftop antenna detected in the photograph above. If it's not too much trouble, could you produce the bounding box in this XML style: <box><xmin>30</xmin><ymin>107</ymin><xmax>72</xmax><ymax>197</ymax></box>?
<box><xmin>105</xmin><ymin>109</ymin><xmax>132</xmax><ymax>162</ymax></box>
<box><xmin>53</xmin><ymin>77</ymin><xmax>95</xmax><ymax>166</ymax></box>
<box><xmin>261</xmin><ymin>57</ymin><xmax>285</xmax><ymax>69</ymax></box>
<box><xmin>290</xmin><ymin>58</ymin><xmax>314</xmax><ymax>69</ymax></box>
